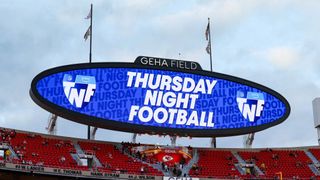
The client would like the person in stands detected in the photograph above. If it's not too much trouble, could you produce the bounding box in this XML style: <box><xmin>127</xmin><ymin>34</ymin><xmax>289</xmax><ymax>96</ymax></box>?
<box><xmin>246</xmin><ymin>167</ymin><xmax>251</xmax><ymax>175</ymax></box>
<box><xmin>60</xmin><ymin>156</ymin><xmax>66</xmax><ymax>163</ymax></box>
<box><xmin>260</xmin><ymin>162</ymin><xmax>266</xmax><ymax>173</ymax></box>
<box><xmin>140</xmin><ymin>166</ymin><xmax>145</xmax><ymax>174</ymax></box>
<box><xmin>105</xmin><ymin>162</ymin><xmax>111</xmax><ymax>169</ymax></box>
<box><xmin>272</xmin><ymin>153</ymin><xmax>279</xmax><ymax>160</ymax></box>
<box><xmin>5</xmin><ymin>149</ymin><xmax>11</xmax><ymax>162</ymax></box>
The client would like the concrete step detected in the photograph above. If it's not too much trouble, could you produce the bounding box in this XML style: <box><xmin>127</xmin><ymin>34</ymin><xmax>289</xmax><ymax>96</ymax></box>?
<box><xmin>305</xmin><ymin>150</ymin><xmax>320</xmax><ymax>164</ymax></box>
<box><xmin>71</xmin><ymin>153</ymin><xmax>82</xmax><ymax>165</ymax></box>
<box><xmin>181</xmin><ymin>149</ymin><xmax>199</xmax><ymax>177</ymax></box>
<box><xmin>118</xmin><ymin>144</ymin><xmax>166</xmax><ymax>176</ymax></box>
<box><xmin>232</xmin><ymin>151</ymin><xmax>264</xmax><ymax>176</ymax></box>
<box><xmin>309</xmin><ymin>164</ymin><xmax>320</xmax><ymax>176</ymax></box>
<box><xmin>73</xmin><ymin>142</ymin><xmax>85</xmax><ymax>155</ymax></box>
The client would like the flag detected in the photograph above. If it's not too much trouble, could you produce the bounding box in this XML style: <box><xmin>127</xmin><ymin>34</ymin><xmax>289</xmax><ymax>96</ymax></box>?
<box><xmin>85</xmin><ymin>8</ymin><xmax>92</xmax><ymax>19</ymax></box>
<box><xmin>84</xmin><ymin>26</ymin><xmax>91</xmax><ymax>41</ymax></box>
<box><xmin>205</xmin><ymin>22</ymin><xmax>210</xmax><ymax>41</ymax></box>
<box><xmin>206</xmin><ymin>42</ymin><xmax>211</xmax><ymax>54</ymax></box>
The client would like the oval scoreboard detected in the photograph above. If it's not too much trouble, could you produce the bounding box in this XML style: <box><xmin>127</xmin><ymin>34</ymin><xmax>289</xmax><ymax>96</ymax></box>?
<box><xmin>30</xmin><ymin>61</ymin><xmax>290</xmax><ymax>137</ymax></box>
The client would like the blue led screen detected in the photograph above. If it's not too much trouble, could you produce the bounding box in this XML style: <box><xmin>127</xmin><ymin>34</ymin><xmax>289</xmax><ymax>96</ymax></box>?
<box><xmin>33</xmin><ymin>66</ymin><xmax>289</xmax><ymax>134</ymax></box>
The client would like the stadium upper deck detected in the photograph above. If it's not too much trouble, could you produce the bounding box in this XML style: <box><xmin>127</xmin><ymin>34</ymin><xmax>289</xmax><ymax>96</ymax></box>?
<box><xmin>0</xmin><ymin>126</ymin><xmax>319</xmax><ymax>179</ymax></box>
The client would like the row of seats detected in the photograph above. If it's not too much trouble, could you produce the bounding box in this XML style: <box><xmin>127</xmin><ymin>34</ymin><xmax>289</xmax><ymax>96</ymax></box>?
<box><xmin>1</xmin><ymin>127</ymin><xmax>320</xmax><ymax>179</ymax></box>
<box><xmin>78</xmin><ymin>141</ymin><xmax>163</xmax><ymax>175</ymax></box>
<box><xmin>238</xmin><ymin>149</ymin><xmax>314</xmax><ymax>178</ymax></box>
<box><xmin>189</xmin><ymin>150</ymin><xmax>240</xmax><ymax>178</ymax></box>
<box><xmin>7</xmin><ymin>132</ymin><xmax>82</xmax><ymax>169</ymax></box>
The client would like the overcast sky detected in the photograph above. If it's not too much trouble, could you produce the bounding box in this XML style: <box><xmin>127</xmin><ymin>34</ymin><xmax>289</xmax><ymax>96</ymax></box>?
<box><xmin>0</xmin><ymin>0</ymin><xmax>319</xmax><ymax>148</ymax></box>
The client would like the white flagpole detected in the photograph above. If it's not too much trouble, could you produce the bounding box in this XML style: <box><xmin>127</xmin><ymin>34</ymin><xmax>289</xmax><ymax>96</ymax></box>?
<box><xmin>208</xmin><ymin>18</ymin><xmax>213</xmax><ymax>72</ymax></box>
<box><xmin>87</xmin><ymin>4</ymin><xmax>93</xmax><ymax>140</ymax></box>
<box><xmin>89</xmin><ymin>4</ymin><xmax>93</xmax><ymax>63</ymax></box>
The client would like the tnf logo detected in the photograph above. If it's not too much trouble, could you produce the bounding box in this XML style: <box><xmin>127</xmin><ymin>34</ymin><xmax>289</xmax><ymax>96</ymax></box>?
<box><xmin>63</xmin><ymin>74</ymin><xmax>96</xmax><ymax>108</ymax></box>
<box><xmin>236</xmin><ymin>91</ymin><xmax>264</xmax><ymax>122</ymax></box>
